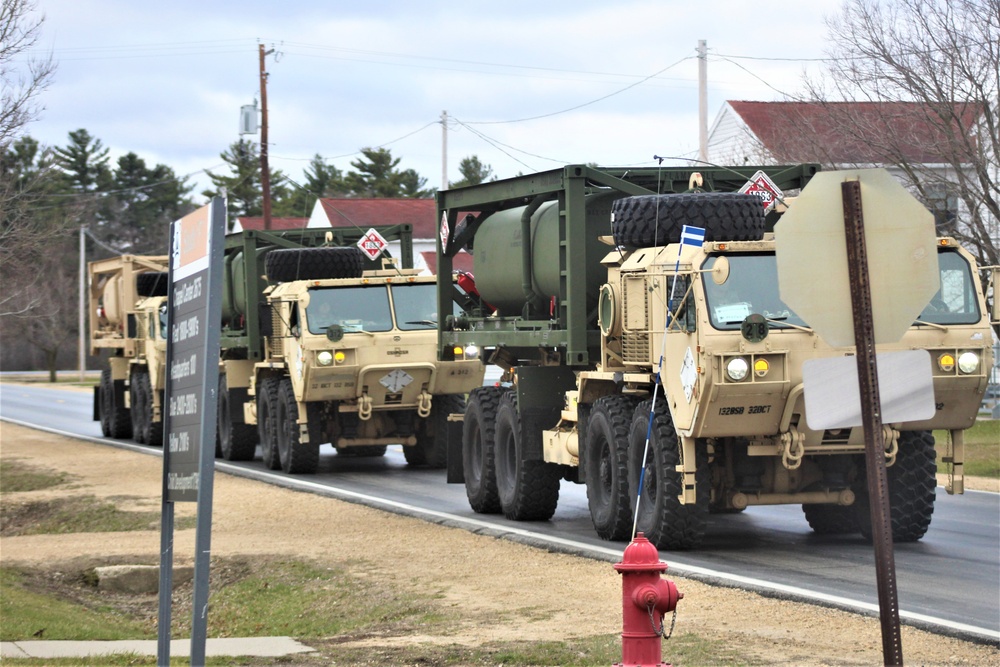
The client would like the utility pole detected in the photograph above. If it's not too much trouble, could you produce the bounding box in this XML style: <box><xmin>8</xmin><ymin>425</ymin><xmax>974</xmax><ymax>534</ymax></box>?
<box><xmin>259</xmin><ymin>44</ymin><xmax>274</xmax><ymax>230</ymax></box>
<box><xmin>78</xmin><ymin>224</ymin><xmax>86</xmax><ymax>382</ymax></box>
<box><xmin>698</xmin><ymin>39</ymin><xmax>708</xmax><ymax>163</ymax></box>
<box><xmin>441</xmin><ymin>110</ymin><xmax>448</xmax><ymax>191</ymax></box>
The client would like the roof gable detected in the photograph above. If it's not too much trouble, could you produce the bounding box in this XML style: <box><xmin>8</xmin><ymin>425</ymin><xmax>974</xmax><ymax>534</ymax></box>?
<box><xmin>319</xmin><ymin>198</ymin><xmax>437</xmax><ymax>238</ymax></box>
<box><xmin>234</xmin><ymin>217</ymin><xmax>309</xmax><ymax>232</ymax></box>
<box><xmin>727</xmin><ymin>101</ymin><xmax>982</xmax><ymax>164</ymax></box>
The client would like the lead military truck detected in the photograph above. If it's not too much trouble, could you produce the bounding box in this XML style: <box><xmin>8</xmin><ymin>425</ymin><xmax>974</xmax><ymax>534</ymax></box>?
<box><xmin>217</xmin><ymin>226</ymin><xmax>485</xmax><ymax>474</ymax></box>
<box><xmin>436</xmin><ymin>164</ymin><xmax>994</xmax><ymax>549</ymax></box>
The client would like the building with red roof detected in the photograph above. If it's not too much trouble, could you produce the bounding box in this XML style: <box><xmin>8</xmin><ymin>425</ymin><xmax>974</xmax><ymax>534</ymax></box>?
<box><xmin>305</xmin><ymin>198</ymin><xmax>471</xmax><ymax>275</ymax></box>
<box><xmin>707</xmin><ymin>100</ymin><xmax>988</xmax><ymax>232</ymax></box>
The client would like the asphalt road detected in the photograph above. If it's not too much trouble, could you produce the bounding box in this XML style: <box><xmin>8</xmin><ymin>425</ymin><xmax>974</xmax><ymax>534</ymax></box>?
<box><xmin>2</xmin><ymin>382</ymin><xmax>997</xmax><ymax>644</ymax></box>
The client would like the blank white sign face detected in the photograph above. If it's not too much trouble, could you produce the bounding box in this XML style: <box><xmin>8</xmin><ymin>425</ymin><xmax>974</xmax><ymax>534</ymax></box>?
<box><xmin>802</xmin><ymin>350</ymin><xmax>935</xmax><ymax>430</ymax></box>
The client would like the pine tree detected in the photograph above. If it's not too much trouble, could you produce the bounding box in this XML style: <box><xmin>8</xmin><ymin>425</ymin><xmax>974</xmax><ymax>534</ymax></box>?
<box><xmin>450</xmin><ymin>155</ymin><xmax>494</xmax><ymax>188</ymax></box>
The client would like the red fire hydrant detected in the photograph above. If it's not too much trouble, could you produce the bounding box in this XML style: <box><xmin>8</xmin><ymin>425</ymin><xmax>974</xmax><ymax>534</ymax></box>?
<box><xmin>613</xmin><ymin>533</ymin><xmax>683</xmax><ymax>667</ymax></box>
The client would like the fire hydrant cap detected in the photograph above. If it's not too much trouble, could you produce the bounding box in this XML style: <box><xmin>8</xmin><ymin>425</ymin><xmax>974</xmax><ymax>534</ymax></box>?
<box><xmin>614</xmin><ymin>533</ymin><xmax>668</xmax><ymax>573</ymax></box>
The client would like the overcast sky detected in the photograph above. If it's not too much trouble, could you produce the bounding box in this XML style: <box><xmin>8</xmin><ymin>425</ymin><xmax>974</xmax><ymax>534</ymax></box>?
<box><xmin>22</xmin><ymin>0</ymin><xmax>845</xmax><ymax>204</ymax></box>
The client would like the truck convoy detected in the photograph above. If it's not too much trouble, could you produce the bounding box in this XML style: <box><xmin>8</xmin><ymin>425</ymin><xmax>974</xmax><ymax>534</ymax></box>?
<box><xmin>435</xmin><ymin>164</ymin><xmax>995</xmax><ymax>550</ymax></box>
<box><xmin>92</xmin><ymin>225</ymin><xmax>485</xmax><ymax>473</ymax></box>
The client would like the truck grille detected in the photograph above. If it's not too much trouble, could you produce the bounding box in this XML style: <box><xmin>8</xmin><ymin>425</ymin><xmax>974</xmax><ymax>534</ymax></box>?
<box><xmin>622</xmin><ymin>276</ymin><xmax>649</xmax><ymax>364</ymax></box>
<box><xmin>269</xmin><ymin>307</ymin><xmax>284</xmax><ymax>358</ymax></box>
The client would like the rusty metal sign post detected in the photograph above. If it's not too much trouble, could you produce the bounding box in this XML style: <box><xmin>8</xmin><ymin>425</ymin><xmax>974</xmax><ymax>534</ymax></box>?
<box><xmin>842</xmin><ymin>180</ymin><xmax>903</xmax><ymax>666</ymax></box>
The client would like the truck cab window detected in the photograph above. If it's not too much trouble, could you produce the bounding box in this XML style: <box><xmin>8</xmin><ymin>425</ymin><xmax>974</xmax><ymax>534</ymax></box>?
<box><xmin>393</xmin><ymin>283</ymin><xmax>460</xmax><ymax>331</ymax></box>
<box><xmin>307</xmin><ymin>286</ymin><xmax>392</xmax><ymax>334</ymax></box>
<box><xmin>702</xmin><ymin>254</ymin><xmax>807</xmax><ymax>330</ymax></box>
<box><xmin>915</xmin><ymin>249</ymin><xmax>981</xmax><ymax>325</ymax></box>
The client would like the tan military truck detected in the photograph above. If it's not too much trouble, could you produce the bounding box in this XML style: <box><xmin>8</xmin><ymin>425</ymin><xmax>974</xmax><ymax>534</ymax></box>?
<box><xmin>89</xmin><ymin>255</ymin><xmax>170</xmax><ymax>445</ymax></box>
<box><xmin>217</xmin><ymin>228</ymin><xmax>485</xmax><ymax>474</ymax></box>
<box><xmin>436</xmin><ymin>165</ymin><xmax>994</xmax><ymax>550</ymax></box>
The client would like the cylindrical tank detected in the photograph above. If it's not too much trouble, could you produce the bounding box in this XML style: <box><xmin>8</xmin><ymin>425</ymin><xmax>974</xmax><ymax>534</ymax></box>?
<box><xmin>101</xmin><ymin>275</ymin><xmax>125</xmax><ymax>326</ymax></box>
<box><xmin>473</xmin><ymin>191</ymin><xmax>616</xmax><ymax>315</ymax></box>
<box><xmin>221</xmin><ymin>249</ymin><xmax>247</xmax><ymax>326</ymax></box>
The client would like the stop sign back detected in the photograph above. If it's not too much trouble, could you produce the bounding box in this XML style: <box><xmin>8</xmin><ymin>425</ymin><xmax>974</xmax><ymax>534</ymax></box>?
<box><xmin>773</xmin><ymin>168</ymin><xmax>939</xmax><ymax>347</ymax></box>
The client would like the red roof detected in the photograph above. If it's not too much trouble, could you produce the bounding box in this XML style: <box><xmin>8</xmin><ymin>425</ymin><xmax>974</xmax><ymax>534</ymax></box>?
<box><xmin>422</xmin><ymin>250</ymin><xmax>473</xmax><ymax>276</ymax></box>
<box><xmin>727</xmin><ymin>101</ymin><xmax>983</xmax><ymax>164</ymax></box>
<box><xmin>320</xmin><ymin>199</ymin><xmax>437</xmax><ymax>238</ymax></box>
<box><xmin>236</xmin><ymin>217</ymin><xmax>308</xmax><ymax>231</ymax></box>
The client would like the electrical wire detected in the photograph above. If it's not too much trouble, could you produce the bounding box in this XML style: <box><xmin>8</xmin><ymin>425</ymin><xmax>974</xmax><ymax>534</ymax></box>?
<box><xmin>463</xmin><ymin>55</ymin><xmax>695</xmax><ymax>125</ymax></box>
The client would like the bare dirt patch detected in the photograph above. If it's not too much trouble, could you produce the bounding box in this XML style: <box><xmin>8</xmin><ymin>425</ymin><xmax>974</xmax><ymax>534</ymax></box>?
<box><xmin>1</xmin><ymin>422</ymin><xmax>997</xmax><ymax>666</ymax></box>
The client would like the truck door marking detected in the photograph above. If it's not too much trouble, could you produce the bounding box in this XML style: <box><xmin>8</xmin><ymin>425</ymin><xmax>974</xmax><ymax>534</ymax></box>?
<box><xmin>680</xmin><ymin>347</ymin><xmax>697</xmax><ymax>402</ymax></box>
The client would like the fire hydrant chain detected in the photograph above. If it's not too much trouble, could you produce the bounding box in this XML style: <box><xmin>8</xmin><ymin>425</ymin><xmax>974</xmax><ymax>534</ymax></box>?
<box><xmin>647</xmin><ymin>605</ymin><xmax>678</xmax><ymax>639</ymax></box>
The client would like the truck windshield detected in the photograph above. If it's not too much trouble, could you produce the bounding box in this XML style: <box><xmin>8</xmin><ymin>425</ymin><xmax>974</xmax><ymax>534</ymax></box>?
<box><xmin>306</xmin><ymin>286</ymin><xmax>392</xmax><ymax>334</ymax></box>
<box><xmin>702</xmin><ymin>254</ymin><xmax>808</xmax><ymax>330</ymax></box>
<box><xmin>914</xmin><ymin>249</ymin><xmax>981</xmax><ymax>325</ymax></box>
<box><xmin>392</xmin><ymin>283</ymin><xmax>450</xmax><ymax>331</ymax></box>
<box><xmin>703</xmin><ymin>248</ymin><xmax>981</xmax><ymax>332</ymax></box>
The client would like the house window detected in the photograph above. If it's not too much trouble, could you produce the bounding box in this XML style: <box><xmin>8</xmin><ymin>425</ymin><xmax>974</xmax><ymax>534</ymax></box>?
<box><xmin>926</xmin><ymin>186</ymin><xmax>958</xmax><ymax>235</ymax></box>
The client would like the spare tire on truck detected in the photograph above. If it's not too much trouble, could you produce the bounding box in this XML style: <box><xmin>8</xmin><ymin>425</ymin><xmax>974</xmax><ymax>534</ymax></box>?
<box><xmin>611</xmin><ymin>192</ymin><xmax>765</xmax><ymax>247</ymax></box>
<box><xmin>265</xmin><ymin>246</ymin><xmax>365</xmax><ymax>282</ymax></box>
<box><xmin>136</xmin><ymin>272</ymin><xmax>168</xmax><ymax>297</ymax></box>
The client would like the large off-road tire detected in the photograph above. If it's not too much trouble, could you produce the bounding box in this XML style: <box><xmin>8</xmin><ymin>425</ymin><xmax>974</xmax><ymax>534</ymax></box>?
<box><xmin>585</xmin><ymin>394</ymin><xmax>639</xmax><ymax>541</ymax></box>
<box><xmin>611</xmin><ymin>192</ymin><xmax>765</xmax><ymax>248</ymax></box>
<box><xmin>136</xmin><ymin>272</ymin><xmax>169</xmax><ymax>297</ymax></box>
<box><xmin>101</xmin><ymin>369</ymin><xmax>132</xmax><ymax>439</ymax></box>
<box><xmin>406</xmin><ymin>394</ymin><xmax>467</xmax><ymax>468</ymax></box>
<box><xmin>98</xmin><ymin>370</ymin><xmax>112</xmax><ymax>437</ymax></box>
<box><xmin>628</xmin><ymin>398</ymin><xmax>709</xmax><ymax>550</ymax></box>
<box><xmin>462</xmin><ymin>386</ymin><xmax>503</xmax><ymax>514</ymax></box>
<box><xmin>145</xmin><ymin>385</ymin><xmax>163</xmax><ymax>448</ymax></box>
<box><xmin>265</xmin><ymin>246</ymin><xmax>365</xmax><ymax>282</ymax></box>
<box><xmin>494</xmin><ymin>390</ymin><xmax>560</xmax><ymax>521</ymax></box>
<box><xmin>276</xmin><ymin>378</ymin><xmax>319</xmax><ymax>474</ymax></box>
<box><xmin>336</xmin><ymin>446</ymin><xmax>388</xmax><ymax>457</ymax></box>
<box><xmin>856</xmin><ymin>431</ymin><xmax>937</xmax><ymax>543</ymax></box>
<box><xmin>130</xmin><ymin>370</ymin><xmax>162</xmax><ymax>447</ymax></box>
<box><xmin>130</xmin><ymin>371</ymin><xmax>147</xmax><ymax>444</ymax></box>
<box><xmin>217</xmin><ymin>374</ymin><xmax>256</xmax><ymax>461</ymax></box>
<box><xmin>257</xmin><ymin>377</ymin><xmax>281</xmax><ymax>470</ymax></box>
<box><xmin>803</xmin><ymin>503</ymin><xmax>858</xmax><ymax>535</ymax></box>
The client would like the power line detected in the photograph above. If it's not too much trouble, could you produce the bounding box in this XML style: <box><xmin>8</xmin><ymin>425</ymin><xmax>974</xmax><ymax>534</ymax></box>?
<box><xmin>464</xmin><ymin>55</ymin><xmax>695</xmax><ymax>125</ymax></box>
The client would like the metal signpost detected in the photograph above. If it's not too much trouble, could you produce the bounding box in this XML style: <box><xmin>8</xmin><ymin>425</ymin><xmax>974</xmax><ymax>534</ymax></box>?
<box><xmin>157</xmin><ymin>198</ymin><xmax>226</xmax><ymax>666</ymax></box>
<box><xmin>774</xmin><ymin>169</ymin><xmax>940</xmax><ymax>667</ymax></box>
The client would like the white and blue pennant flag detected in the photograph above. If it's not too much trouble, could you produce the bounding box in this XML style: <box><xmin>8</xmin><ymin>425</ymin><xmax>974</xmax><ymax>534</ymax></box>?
<box><xmin>680</xmin><ymin>225</ymin><xmax>706</xmax><ymax>247</ymax></box>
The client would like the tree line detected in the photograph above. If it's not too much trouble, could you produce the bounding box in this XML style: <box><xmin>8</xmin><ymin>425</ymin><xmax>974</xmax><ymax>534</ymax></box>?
<box><xmin>0</xmin><ymin>124</ymin><xmax>494</xmax><ymax>375</ymax></box>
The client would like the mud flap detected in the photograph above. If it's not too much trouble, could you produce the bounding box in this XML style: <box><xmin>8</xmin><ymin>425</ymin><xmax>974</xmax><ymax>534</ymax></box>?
<box><xmin>93</xmin><ymin>385</ymin><xmax>100</xmax><ymax>421</ymax></box>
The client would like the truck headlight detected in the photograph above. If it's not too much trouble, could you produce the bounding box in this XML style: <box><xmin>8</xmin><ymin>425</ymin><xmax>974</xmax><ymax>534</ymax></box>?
<box><xmin>317</xmin><ymin>351</ymin><xmax>334</xmax><ymax>366</ymax></box>
<box><xmin>726</xmin><ymin>357</ymin><xmax>749</xmax><ymax>382</ymax></box>
<box><xmin>464</xmin><ymin>344</ymin><xmax>480</xmax><ymax>360</ymax></box>
<box><xmin>957</xmin><ymin>351</ymin><xmax>979</xmax><ymax>374</ymax></box>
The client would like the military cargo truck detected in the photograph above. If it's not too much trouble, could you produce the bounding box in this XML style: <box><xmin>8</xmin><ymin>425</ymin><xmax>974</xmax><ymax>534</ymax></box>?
<box><xmin>89</xmin><ymin>255</ymin><xmax>170</xmax><ymax>445</ymax></box>
<box><xmin>436</xmin><ymin>164</ymin><xmax>994</xmax><ymax>549</ymax></box>
<box><xmin>218</xmin><ymin>227</ymin><xmax>485</xmax><ymax>473</ymax></box>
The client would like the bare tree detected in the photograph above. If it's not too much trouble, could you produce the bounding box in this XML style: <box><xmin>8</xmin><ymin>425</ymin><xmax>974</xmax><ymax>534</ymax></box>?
<box><xmin>3</xmin><ymin>238</ymin><xmax>78</xmax><ymax>380</ymax></box>
<box><xmin>0</xmin><ymin>0</ymin><xmax>55</xmax><ymax>150</ymax></box>
<box><xmin>800</xmin><ymin>0</ymin><xmax>999</xmax><ymax>269</ymax></box>
<box><xmin>0</xmin><ymin>1</ymin><xmax>64</xmax><ymax>317</ymax></box>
